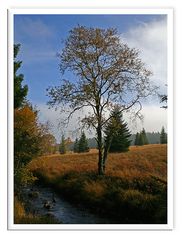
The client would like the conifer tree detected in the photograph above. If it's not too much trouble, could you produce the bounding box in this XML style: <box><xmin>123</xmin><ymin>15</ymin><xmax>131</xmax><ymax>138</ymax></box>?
<box><xmin>104</xmin><ymin>106</ymin><xmax>131</xmax><ymax>153</ymax></box>
<box><xmin>141</xmin><ymin>128</ymin><xmax>149</xmax><ymax>145</ymax></box>
<box><xmin>59</xmin><ymin>135</ymin><xmax>66</xmax><ymax>154</ymax></box>
<box><xmin>73</xmin><ymin>138</ymin><xmax>79</xmax><ymax>153</ymax></box>
<box><xmin>160</xmin><ymin>126</ymin><xmax>167</xmax><ymax>144</ymax></box>
<box><xmin>135</xmin><ymin>129</ymin><xmax>149</xmax><ymax>146</ymax></box>
<box><xmin>14</xmin><ymin>44</ymin><xmax>28</xmax><ymax>109</ymax></box>
<box><xmin>138</xmin><ymin>133</ymin><xmax>144</xmax><ymax>146</ymax></box>
<box><xmin>134</xmin><ymin>132</ymin><xmax>140</xmax><ymax>146</ymax></box>
<box><xmin>78</xmin><ymin>132</ymin><xmax>89</xmax><ymax>153</ymax></box>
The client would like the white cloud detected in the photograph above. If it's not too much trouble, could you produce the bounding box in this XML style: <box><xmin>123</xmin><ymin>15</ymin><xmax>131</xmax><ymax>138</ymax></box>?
<box><xmin>37</xmin><ymin>104</ymin><xmax>95</xmax><ymax>142</ymax></box>
<box><xmin>141</xmin><ymin>105</ymin><xmax>167</xmax><ymax>132</ymax></box>
<box><xmin>121</xmin><ymin>17</ymin><xmax>167</xmax><ymax>94</ymax></box>
<box><xmin>125</xmin><ymin>105</ymin><xmax>167</xmax><ymax>133</ymax></box>
<box><xmin>37</xmin><ymin>103</ymin><xmax>167</xmax><ymax>141</ymax></box>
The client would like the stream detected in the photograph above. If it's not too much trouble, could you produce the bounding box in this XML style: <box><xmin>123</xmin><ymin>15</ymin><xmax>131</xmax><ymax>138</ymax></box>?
<box><xmin>22</xmin><ymin>184</ymin><xmax>116</xmax><ymax>224</ymax></box>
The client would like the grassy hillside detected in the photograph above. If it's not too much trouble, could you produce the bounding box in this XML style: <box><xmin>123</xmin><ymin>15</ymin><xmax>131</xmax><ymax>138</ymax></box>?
<box><xmin>28</xmin><ymin>144</ymin><xmax>167</xmax><ymax>224</ymax></box>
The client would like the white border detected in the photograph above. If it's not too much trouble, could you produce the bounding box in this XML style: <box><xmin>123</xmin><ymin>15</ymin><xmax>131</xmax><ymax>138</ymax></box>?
<box><xmin>8</xmin><ymin>8</ymin><xmax>173</xmax><ymax>230</ymax></box>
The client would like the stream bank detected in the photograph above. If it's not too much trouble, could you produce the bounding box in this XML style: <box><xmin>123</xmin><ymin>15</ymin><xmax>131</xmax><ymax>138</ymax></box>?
<box><xmin>22</xmin><ymin>183</ymin><xmax>116</xmax><ymax>224</ymax></box>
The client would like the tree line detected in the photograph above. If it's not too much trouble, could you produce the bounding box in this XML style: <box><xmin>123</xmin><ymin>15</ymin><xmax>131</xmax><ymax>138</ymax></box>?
<box><xmin>63</xmin><ymin>125</ymin><xmax>167</xmax><ymax>154</ymax></box>
<box><xmin>59</xmin><ymin>108</ymin><xmax>132</xmax><ymax>154</ymax></box>
<box><xmin>134</xmin><ymin>127</ymin><xmax>167</xmax><ymax>146</ymax></box>
<box><xmin>60</xmin><ymin>108</ymin><xmax>168</xmax><ymax>155</ymax></box>
<box><xmin>59</xmin><ymin>133</ymin><xmax>90</xmax><ymax>154</ymax></box>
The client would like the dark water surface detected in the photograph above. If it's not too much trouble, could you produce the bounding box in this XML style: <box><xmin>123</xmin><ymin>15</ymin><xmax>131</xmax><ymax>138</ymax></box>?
<box><xmin>23</xmin><ymin>184</ymin><xmax>116</xmax><ymax>224</ymax></box>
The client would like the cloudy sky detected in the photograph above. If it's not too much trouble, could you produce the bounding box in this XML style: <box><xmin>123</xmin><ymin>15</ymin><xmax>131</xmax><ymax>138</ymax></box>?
<box><xmin>14</xmin><ymin>14</ymin><xmax>167</xmax><ymax>141</ymax></box>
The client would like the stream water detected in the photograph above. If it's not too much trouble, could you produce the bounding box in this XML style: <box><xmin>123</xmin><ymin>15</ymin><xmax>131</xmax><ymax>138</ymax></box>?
<box><xmin>23</xmin><ymin>184</ymin><xmax>116</xmax><ymax>224</ymax></box>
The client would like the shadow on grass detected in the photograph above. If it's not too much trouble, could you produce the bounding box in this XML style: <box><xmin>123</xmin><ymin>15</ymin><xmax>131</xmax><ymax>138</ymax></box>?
<box><xmin>32</xmin><ymin>170</ymin><xmax>167</xmax><ymax>224</ymax></box>
<box><xmin>14</xmin><ymin>196</ymin><xmax>60</xmax><ymax>224</ymax></box>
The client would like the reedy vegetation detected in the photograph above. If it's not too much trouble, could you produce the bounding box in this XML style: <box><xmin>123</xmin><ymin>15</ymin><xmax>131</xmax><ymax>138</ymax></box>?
<box><xmin>14</xmin><ymin>197</ymin><xmax>59</xmax><ymax>224</ymax></box>
<box><xmin>29</xmin><ymin>144</ymin><xmax>167</xmax><ymax>223</ymax></box>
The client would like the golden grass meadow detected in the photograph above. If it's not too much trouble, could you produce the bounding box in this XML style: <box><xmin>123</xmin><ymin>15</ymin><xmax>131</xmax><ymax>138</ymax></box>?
<box><xmin>22</xmin><ymin>144</ymin><xmax>167</xmax><ymax>224</ymax></box>
<box><xmin>29</xmin><ymin>144</ymin><xmax>167</xmax><ymax>182</ymax></box>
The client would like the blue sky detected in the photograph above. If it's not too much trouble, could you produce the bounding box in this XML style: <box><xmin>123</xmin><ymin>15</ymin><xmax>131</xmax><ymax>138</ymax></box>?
<box><xmin>14</xmin><ymin>14</ymin><xmax>167</xmax><ymax>140</ymax></box>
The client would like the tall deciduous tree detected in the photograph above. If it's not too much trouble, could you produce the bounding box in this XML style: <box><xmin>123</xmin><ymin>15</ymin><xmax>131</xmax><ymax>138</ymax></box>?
<box><xmin>39</xmin><ymin>129</ymin><xmax>57</xmax><ymax>155</ymax></box>
<box><xmin>47</xmin><ymin>26</ymin><xmax>156</xmax><ymax>175</ymax></box>
<box><xmin>14</xmin><ymin>105</ymin><xmax>42</xmax><ymax>172</ymax></box>
<box><xmin>14</xmin><ymin>44</ymin><xmax>28</xmax><ymax>109</ymax></box>
<box><xmin>14</xmin><ymin>104</ymin><xmax>57</xmax><ymax>188</ymax></box>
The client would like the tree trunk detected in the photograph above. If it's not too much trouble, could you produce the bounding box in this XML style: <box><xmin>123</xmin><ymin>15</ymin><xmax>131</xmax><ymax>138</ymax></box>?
<box><xmin>103</xmin><ymin>148</ymin><xmax>108</xmax><ymax>173</ymax></box>
<box><xmin>103</xmin><ymin>136</ymin><xmax>113</xmax><ymax>173</ymax></box>
<box><xmin>98</xmin><ymin>148</ymin><xmax>104</xmax><ymax>175</ymax></box>
<box><xmin>97</xmin><ymin>124</ymin><xmax>104</xmax><ymax>175</ymax></box>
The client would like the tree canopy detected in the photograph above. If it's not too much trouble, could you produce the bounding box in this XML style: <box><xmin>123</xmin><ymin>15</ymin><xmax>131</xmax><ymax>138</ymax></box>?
<box><xmin>14</xmin><ymin>44</ymin><xmax>28</xmax><ymax>109</ymax></box>
<box><xmin>47</xmin><ymin>26</ymin><xmax>157</xmax><ymax>175</ymax></box>
<box><xmin>14</xmin><ymin>105</ymin><xmax>42</xmax><ymax>172</ymax></box>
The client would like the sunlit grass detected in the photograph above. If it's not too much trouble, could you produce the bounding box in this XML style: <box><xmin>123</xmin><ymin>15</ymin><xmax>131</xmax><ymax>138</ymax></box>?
<box><xmin>29</xmin><ymin>144</ymin><xmax>167</xmax><ymax>181</ymax></box>
<box><xmin>28</xmin><ymin>144</ymin><xmax>167</xmax><ymax>223</ymax></box>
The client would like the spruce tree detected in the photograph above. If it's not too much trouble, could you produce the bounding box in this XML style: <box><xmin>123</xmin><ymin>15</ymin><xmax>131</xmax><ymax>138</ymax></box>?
<box><xmin>135</xmin><ymin>129</ymin><xmax>149</xmax><ymax>146</ymax></box>
<box><xmin>138</xmin><ymin>133</ymin><xmax>144</xmax><ymax>146</ymax></box>
<box><xmin>104</xmin><ymin>106</ymin><xmax>131</xmax><ymax>153</ymax></box>
<box><xmin>141</xmin><ymin>128</ymin><xmax>149</xmax><ymax>145</ymax></box>
<box><xmin>73</xmin><ymin>138</ymin><xmax>79</xmax><ymax>153</ymax></box>
<box><xmin>134</xmin><ymin>132</ymin><xmax>140</xmax><ymax>146</ymax></box>
<box><xmin>59</xmin><ymin>135</ymin><xmax>66</xmax><ymax>154</ymax></box>
<box><xmin>14</xmin><ymin>44</ymin><xmax>28</xmax><ymax>109</ymax></box>
<box><xmin>78</xmin><ymin>132</ymin><xmax>89</xmax><ymax>153</ymax></box>
<box><xmin>160</xmin><ymin>127</ymin><xmax>167</xmax><ymax>144</ymax></box>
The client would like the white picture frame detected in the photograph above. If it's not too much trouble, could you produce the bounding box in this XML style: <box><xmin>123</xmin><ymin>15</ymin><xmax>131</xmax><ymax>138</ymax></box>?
<box><xmin>8</xmin><ymin>8</ymin><xmax>173</xmax><ymax>230</ymax></box>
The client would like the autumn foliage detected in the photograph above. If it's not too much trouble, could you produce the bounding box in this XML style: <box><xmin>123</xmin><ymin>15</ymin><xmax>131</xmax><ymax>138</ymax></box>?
<box><xmin>14</xmin><ymin>106</ymin><xmax>41</xmax><ymax>170</ymax></box>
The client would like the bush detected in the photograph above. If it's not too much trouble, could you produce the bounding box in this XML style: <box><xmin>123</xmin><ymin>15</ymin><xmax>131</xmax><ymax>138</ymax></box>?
<box><xmin>14</xmin><ymin>166</ymin><xmax>37</xmax><ymax>192</ymax></box>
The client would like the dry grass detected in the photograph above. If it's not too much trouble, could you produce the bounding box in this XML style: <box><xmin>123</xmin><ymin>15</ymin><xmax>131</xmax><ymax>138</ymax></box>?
<box><xmin>14</xmin><ymin>197</ymin><xmax>59</xmax><ymax>224</ymax></box>
<box><xmin>14</xmin><ymin>196</ymin><xmax>26</xmax><ymax>220</ymax></box>
<box><xmin>29</xmin><ymin>144</ymin><xmax>167</xmax><ymax>182</ymax></box>
<box><xmin>28</xmin><ymin>144</ymin><xmax>167</xmax><ymax>223</ymax></box>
